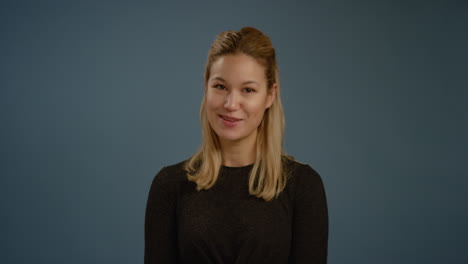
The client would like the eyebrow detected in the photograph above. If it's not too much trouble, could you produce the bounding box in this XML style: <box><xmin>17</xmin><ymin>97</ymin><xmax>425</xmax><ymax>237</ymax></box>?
<box><xmin>210</xmin><ymin>76</ymin><xmax>259</xmax><ymax>85</ymax></box>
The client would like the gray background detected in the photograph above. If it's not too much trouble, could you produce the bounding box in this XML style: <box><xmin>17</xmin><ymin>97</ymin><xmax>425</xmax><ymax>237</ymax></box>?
<box><xmin>1</xmin><ymin>0</ymin><xmax>467</xmax><ymax>263</ymax></box>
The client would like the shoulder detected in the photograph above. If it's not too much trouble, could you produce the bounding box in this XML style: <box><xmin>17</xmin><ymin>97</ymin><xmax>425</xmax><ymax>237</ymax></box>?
<box><xmin>284</xmin><ymin>158</ymin><xmax>326</xmax><ymax>198</ymax></box>
<box><xmin>284</xmin><ymin>157</ymin><xmax>321</xmax><ymax>180</ymax></box>
<box><xmin>151</xmin><ymin>159</ymin><xmax>189</xmax><ymax>191</ymax></box>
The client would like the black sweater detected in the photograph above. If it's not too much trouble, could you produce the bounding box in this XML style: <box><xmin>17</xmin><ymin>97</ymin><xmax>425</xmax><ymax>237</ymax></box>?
<box><xmin>144</xmin><ymin>158</ymin><xmax>328</xmax><ymax>264</ymax></box>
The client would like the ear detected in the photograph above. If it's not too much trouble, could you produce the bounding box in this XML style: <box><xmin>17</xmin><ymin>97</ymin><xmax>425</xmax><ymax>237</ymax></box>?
<box><xmin>266</xmin><ymin>83</ymin><xmax>277</xmax><ymax>109</ymax></box>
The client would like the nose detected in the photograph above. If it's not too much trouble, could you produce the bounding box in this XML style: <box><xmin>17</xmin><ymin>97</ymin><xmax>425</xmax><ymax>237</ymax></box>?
<box><xmin>224</xmin><ymin>91</ymin><xmax>241</xmax><ymax>111</ymax></box>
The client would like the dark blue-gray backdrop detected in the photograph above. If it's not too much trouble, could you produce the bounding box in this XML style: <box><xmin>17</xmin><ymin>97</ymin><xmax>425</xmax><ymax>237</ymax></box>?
<box><xmin>1</xmin><ymin>0</ymin><xmax>467</xmax><ymax>263</ymax></box>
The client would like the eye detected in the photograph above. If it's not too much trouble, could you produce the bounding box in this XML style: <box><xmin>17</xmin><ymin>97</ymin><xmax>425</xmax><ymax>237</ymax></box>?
<box><xmin>214</xmin><ymin>84</ymin><xmax>226</xmax><ymax>90</ymax></box>
<box><xmin>244</xmin><ymin>88</ymin><xmax>256</xmax><ymax>93</ymax></box>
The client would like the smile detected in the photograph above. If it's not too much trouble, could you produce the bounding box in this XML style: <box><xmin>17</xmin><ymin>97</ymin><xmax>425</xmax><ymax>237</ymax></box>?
<box><xmin>219</xmin><ymin>115</ymin><xmax>242</xmax><ymax>127</ymax></box>
<box><xmin>219</xmin><ymin>115</ymin><xmax>242</xmax><ymax>121</ymax></box>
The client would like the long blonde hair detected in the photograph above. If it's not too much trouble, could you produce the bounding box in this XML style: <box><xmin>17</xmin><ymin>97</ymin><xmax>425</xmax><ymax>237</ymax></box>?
<box><xmin>184</xmin><ymin>26</ymin><xmax>296</xmax><ymax>202</ymax></box>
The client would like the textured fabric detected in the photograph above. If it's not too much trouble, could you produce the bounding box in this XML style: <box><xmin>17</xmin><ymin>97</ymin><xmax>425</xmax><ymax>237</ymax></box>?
<box><xmin>144</xmin><ymin>158</ymin><xmax>328</xmax><ymax>264</ymax></box>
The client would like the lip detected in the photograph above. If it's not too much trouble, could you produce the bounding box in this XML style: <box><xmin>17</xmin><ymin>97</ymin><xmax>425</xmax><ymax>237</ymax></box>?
<box><xmin>219</xmin><ymin>115</ymin><xmax>242</xmax><ymax>127</ymax></box>
<box><xmin>219</xmin><ymin>115</ymin><xmax>243</xmax><ymax>121</ymax></box>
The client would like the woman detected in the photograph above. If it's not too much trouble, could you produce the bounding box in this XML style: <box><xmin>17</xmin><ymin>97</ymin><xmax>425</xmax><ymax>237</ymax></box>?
<box><xmin>145</xmin><ymin>26</ymin><xmax>328</xmax><ymax>264</ymax></box>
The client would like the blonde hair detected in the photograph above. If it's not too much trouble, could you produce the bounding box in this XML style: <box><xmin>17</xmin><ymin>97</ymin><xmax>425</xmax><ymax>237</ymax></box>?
<box><xmin>184</xmin><ymin>26</ymin><xmax>296</xmax><ymax>202</ymax></box>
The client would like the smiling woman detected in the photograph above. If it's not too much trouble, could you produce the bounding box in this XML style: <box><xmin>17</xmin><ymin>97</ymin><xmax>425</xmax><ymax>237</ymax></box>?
<box><xmin>144</xmin><ymin>27</ymin><xmax>329</xmax><ymax>264</ymax></box>
<box><xmin>206</xmin><ymin>53</ymin><xmax>276</xmax><ymax>148</ymax></box>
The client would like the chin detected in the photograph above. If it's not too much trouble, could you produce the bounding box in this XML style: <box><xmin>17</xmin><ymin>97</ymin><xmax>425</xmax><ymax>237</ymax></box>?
<box><xmin>218</xmin><ymin>134</ymin><xmax>241</xmax><ymax>141</ymax></box>
<box><xmin>217</xmin><ymin>132</ymin><xmax>245</xmax><ymax>142</ymax></box>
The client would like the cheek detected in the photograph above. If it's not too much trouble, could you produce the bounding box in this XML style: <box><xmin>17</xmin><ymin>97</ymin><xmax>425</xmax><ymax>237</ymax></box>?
<box><xmin>206</xmin><ymin>93</ymin><xmax>222</xmax><ymax>107</ymax></box>
<box><xmin>247</xmin><ymin>97</ymin><xmax>267</xmax><ymax>112</ymax></box>
<box><xmin>205</xmin><ymin>98</ymin><xmax>222</xmax><ymax>120</ymax></box>
<box><xmin>205</xmin><ymin>95</ymin><xmax>216</xmax><ymax>110</ymax></box>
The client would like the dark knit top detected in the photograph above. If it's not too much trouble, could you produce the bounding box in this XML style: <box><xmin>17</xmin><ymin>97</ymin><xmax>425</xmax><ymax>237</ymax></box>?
<box><xmin>144</xmin><ymin>158</ymin><xmax>328</xmax><ymax>264</ymax></box>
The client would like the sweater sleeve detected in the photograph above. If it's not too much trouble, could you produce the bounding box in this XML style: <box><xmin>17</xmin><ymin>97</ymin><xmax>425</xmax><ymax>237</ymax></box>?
<box><xmin>289</xmin><ymin>165</ymin><xmax>329</xmax><ymax>263</ymax></box>
<box><xmin>144</xmin><ymin>166</ymin><xmax>178</xmax><ymax>264</ymax></box>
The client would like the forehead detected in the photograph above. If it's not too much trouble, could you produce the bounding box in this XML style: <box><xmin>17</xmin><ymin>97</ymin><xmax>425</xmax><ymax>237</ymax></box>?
<box><xmin>209</xmin><ymin>53</ymin><xmax>266</xmax><ymax>83</ymax></box>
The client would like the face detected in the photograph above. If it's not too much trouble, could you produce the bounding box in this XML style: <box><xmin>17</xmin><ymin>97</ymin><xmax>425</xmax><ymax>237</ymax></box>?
<box><xmin>205</xmin><ymin>53</ymin><xmax>277</xmax><ymax>146</ymax></box>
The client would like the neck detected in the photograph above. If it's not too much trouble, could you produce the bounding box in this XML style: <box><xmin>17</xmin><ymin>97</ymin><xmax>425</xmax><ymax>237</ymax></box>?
<box><xmin>219</xmin><ymin>131</ymin><xmax>257</xmax><ymax>167</ymax></box>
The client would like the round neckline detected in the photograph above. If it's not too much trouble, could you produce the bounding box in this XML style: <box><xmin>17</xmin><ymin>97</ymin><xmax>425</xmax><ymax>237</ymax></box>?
<box><xmin>221</xmin><ymin>163</ymin><xmax>254</xmax><ymax>170</ymax></box>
